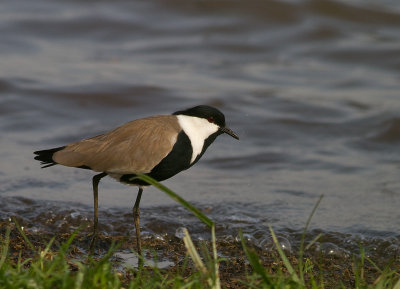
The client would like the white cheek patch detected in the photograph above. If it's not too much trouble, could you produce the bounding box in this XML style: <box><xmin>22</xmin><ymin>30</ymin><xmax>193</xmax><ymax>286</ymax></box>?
<box><xmin>177</xmin><ymin>115</ymin><xmax>219</xmax><ymax>164</ymax></box>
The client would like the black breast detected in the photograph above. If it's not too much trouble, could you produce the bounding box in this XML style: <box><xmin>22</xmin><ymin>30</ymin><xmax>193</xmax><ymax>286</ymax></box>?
<box><xmin>120</xmin><ymin>131</ymin><xmax>193</xmax><ymax>185</ymax></box>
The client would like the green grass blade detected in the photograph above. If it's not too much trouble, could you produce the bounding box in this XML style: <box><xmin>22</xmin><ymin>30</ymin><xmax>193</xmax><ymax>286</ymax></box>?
<box><xmin>304</xmin><ymin>233</ymin><xmax>323</xmax><ymax>251</ymax></box>
<box><xmin>240</xmin><ymin>231</ymin><xmax>275</xmax><ymax>288</ymax></box>
<box><xmin>135</xmin><ymin>174</ymin><xmax>214</xmax><ymax>227</ymax></box>
<box><xmin>183</xmin><ymin>228</ymin><xmax>207</xmax><ymax>274</ymax></box>
<box><xmin>298</xmin><ymin>195</ymin><xmax>323</xmax><ymax>282</ymax></box>
<box><xmin>13</xmin><ymin>218</ymin><xmax>35</xmax><ymax>251</ymax></box>
<box><xmin>301</xmin><ymin>195</ymin><xmax>324</xmax><ymax>246</ymax></box>
<box><xmin>211</xmin><ymin>225</ymin><xmax>221</xmax><ymax>289</ymax></box>
<box><xmin>183</xmin><ymin>226</ymin><xmax>221</xmax><ymax>289</ymax></box>
<box><xmin>0</xmin><ymin>226</ymin><xmax>10</xmax><ymax>269</ymax></box>
<box><xmin>393</xmin><ymin>278</ymin><xmax>400</xmax><ymax>289</ymax></box>
<box><xmin>269</xmin><ymin>225</ymin><xmax>301</xmax><ymax>284</ymax></box>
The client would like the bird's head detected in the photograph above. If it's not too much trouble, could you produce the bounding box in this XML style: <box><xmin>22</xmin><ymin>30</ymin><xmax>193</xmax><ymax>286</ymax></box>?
<box><xmin>173</xmin><ymin>105</ymin><xmax>239</xmax><ymax>140</ymax></box>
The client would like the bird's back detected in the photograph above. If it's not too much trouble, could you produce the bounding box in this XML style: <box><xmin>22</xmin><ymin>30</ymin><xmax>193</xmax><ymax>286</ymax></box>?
<box><xmin>51</xmin><ymin>115</ymin><xmax>181</xmax><ymax>174</ymax></box>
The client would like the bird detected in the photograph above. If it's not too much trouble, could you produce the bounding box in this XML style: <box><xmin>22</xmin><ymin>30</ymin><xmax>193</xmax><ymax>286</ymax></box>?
<box><xmin>34</xmin><ymin>105</ymin><xmax>239</xmax><ymax>259</ymax></box>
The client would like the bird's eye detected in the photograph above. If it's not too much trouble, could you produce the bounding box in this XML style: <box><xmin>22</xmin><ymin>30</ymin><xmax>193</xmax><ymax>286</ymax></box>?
<box><xmin>207</xmin><ymin>117</ymin><xmax>214</xmax><ymax>123</ymax></box>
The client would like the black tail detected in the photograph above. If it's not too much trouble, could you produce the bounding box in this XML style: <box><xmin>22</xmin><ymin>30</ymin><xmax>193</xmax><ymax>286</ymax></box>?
<box><xmin>34</xmin><ymin>146</ymin><xmax>65</xmax><ymax>168</ymax></box>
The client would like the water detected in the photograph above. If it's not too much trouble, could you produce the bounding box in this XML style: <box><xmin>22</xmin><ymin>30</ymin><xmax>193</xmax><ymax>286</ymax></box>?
<box><xmin>1</xmin><ymin>0</ymin><xmax>399</xmax><ymax>263</ymax></box>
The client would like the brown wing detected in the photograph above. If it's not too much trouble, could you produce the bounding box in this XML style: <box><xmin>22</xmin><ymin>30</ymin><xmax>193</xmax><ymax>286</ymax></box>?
<box><xmin>53</xmin><ymin>115</ymin><xmax>181</xmax><ymax>174</ymax></box>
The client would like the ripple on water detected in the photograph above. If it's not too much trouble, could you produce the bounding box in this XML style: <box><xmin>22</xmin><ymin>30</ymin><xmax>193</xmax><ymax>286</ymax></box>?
<box><xmin>370</xmin><ymin>118</ymin><xmax>400</xmax><ymax>143</ymax></box>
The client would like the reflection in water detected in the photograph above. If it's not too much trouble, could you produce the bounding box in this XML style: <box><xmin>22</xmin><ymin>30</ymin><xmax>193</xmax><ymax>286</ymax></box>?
<box><xmin>114</xmin><ymin>251</ymin><xmax>174</xmax><ymax>269</ymax></box>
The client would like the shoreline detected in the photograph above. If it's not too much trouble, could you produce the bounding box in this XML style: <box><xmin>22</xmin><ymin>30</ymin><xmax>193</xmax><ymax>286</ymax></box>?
<box><xmin>1</xmin><ymin>222</ymin><xmax>398</xmax><ymax>288</ymax></box>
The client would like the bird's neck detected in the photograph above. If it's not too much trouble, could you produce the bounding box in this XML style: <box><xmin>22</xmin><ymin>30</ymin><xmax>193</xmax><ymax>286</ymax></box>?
<box><xmin>176</xmin><ymin>115</ymin><xmax>219</xmax><ymax>164</ymax></box>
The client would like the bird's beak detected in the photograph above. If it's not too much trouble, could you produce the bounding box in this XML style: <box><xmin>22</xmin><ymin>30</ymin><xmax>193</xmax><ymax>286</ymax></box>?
<box><xmin>220</xmin><ymin>126</ymin><xmax>239</xmax><ymax>140</ymax></box>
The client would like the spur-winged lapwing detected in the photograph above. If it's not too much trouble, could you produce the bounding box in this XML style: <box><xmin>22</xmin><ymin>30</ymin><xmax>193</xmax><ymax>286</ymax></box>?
<box><xmin>34</xmin><ymin>105</ymin><xmax>239</xmax><ymax>257</ymax></box>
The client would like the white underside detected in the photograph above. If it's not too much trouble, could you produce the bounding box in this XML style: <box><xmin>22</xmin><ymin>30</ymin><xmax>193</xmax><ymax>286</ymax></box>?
<box><xmin>177</xmin><ymin>115</ymin><xmax>219</xmax><ymax>164</ymax></box>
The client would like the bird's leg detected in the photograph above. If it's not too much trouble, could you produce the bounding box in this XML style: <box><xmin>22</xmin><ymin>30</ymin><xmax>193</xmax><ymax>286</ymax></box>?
<box><xmin>89</xmin><ymin>172</ymin><xmax>107</xmax><ymax>255</ymax></box>
<box><xmin>133</xmin><ymin>187</ymin><xmax>143</xmax><ymax>266</ymax></box>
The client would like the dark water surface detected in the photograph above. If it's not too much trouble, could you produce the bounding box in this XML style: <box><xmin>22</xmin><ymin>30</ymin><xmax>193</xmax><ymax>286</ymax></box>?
<box><xmin>1</xmin><ymin>0</ymin><xmax>399</xmax><ymax>262</ymax></box>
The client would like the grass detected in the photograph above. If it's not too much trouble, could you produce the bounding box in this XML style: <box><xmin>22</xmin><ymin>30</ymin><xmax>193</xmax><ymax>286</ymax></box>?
<box><xmin>0</xmin><ymin>175</ymin><xmax>399</xmax><ymax>289</ymax></box>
